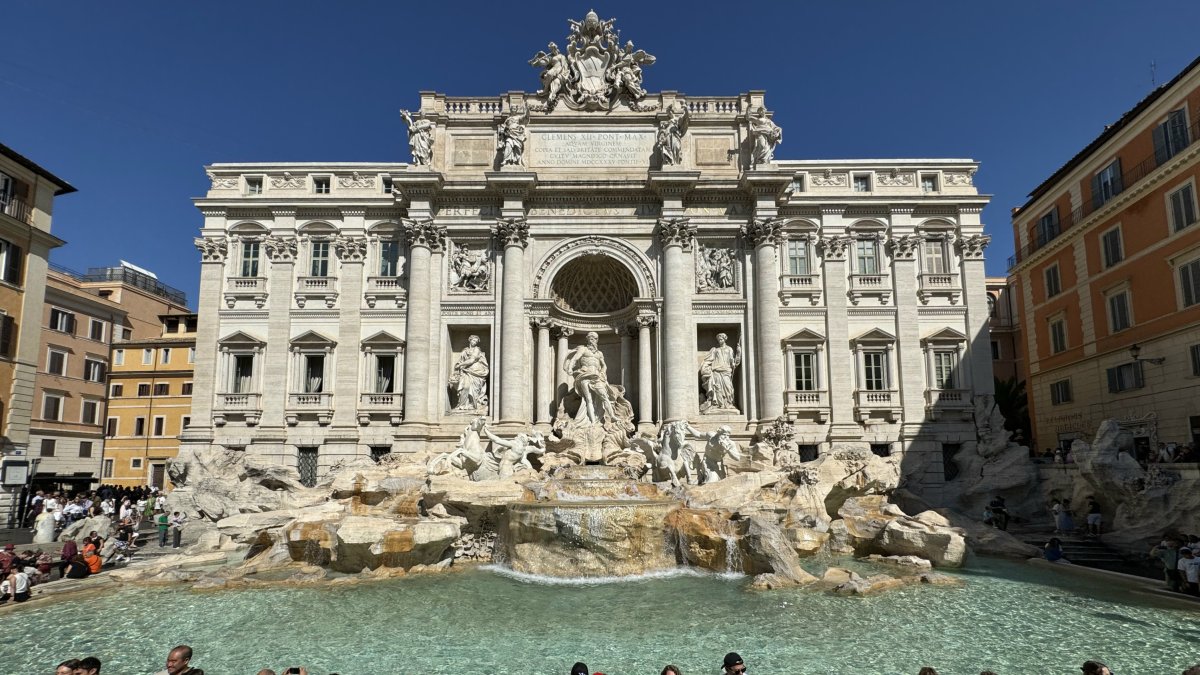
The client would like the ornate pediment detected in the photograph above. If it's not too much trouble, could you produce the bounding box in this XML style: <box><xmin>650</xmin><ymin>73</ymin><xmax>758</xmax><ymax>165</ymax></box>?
<box><xmin>528</xmin><ymin>11</ymin><xmax>657</xmax><ymax>112</ymax></box>
<box><xmin>921</xmin><ymin>327</ymin><xmax>968</xmax><ymax>345</ymax></box>
<box><xmin>217</xmin><ymin>330</ymin><xmax>265</xmax><ymax>346</ymax></box>
<box><xmin>851</xmin><ymin>327</ymin><xmax>897</xmax><ymax>345</ymax></box>
<box><xmin>783</xmin><ymin>328</ymin><xmax>826</xmax><ymax>344</ymax></box>
<box><xmin>361</xmin><ymin>330</ymin><xmax>405</xmax><ymax>348</ymax></box>
<box><xmin>289</xmin><ymin>330</ymin><xmax>337</xmax><ymax>347</ymax></box>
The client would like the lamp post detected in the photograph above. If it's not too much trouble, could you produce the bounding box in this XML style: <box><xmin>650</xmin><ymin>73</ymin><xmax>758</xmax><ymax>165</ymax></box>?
<box><xmin>1129</xmin><ymin>343</ymin><xmax>1166</xmax><ymax>366</ymax></box>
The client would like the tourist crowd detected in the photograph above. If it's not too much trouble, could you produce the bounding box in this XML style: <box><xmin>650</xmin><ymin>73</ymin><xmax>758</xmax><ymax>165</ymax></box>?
<box><xmin>1150</xmin><ymin>534</ymin><xmax>1200</xmax><ymax>596</ymax></box>
<box><xmin>1035</xmin><ymin>440</ymin><xmax>1200</xmax><ymax>465</ymax></box>
<box><xmin>36</xmin><ymin>645</ymin><xmax>1200</xmax><ymax>674</ymax></box>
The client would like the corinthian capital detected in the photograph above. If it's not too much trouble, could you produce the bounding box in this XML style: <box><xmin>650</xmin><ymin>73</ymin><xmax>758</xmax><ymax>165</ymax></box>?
<box><xmin>334</xmin><ymin>235</ymin><xmax>368</xmax><ymax>262</ymax></box>
<box><xmin>403</xmin><ymin>217</ymin><xmax>447</xmax><ymax>252</ymax></box>
<box><xmin>494</xmin><ymin>217</ymin><xmax>530</xmax><ymax>248</ymax></box>
<box><xmin>817</xmin><ymin>235</ymin><xmax>853</xmax><ymax>261</ymax></box>
<box><xmin>956</xmin><ymin>234</ymin><xmax>991</xmax><ymax>260</ymax></box>
<box><xmin>656</xmin><ymin>217</ymin><xmax>696</xmax><ymax>250</ymax></box>
<box><xmin>263</xmin><ymin>235</ymin><xmax>299</xmax><ymax>263</ymax></box>
<box><xmin>886</xmin><ymin>234</ymin><xmax>923</xmax><ymax>260</ymax></box>
<box><xmin>741</xmin><ymin>217</ymin><xmax>784</xmax><ymax>248</ymax></box>
<box><xmin>194</xmin><ymin>236</ymin><xmax>228</xmax><ymax>263</ymax></box>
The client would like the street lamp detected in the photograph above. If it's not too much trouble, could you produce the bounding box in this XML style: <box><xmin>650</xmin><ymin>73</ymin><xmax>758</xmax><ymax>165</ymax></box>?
<box><xmin>1129</xmin><ymin>343</ymin><xmax>1165</xmax><ymax>365</ymax></box>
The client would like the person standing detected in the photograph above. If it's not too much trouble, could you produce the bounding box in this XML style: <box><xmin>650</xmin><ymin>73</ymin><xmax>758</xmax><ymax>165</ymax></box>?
<box><xmin>1151</xmin><ymin>537</ymin><xmax>1183</xmax><ymax>592</ymax></box>
<box><xmin>169</xmin><ymin>511</ymin><xmax>187</xmax><ymax>548</ymax></box>
<box><xmin>155</xmin><ymin>509</ymin><xmax>170</xmax><ymax>547</ymax></box>
<box><xmin>1179</xmin><ymin>548</ymin><xmax>1200</xmax><ymax>595</ymax></box>
<box><xmin>1085</xmin><ymin>497</ymin><xmax>1102</xmax><ymax>537</ymax></box>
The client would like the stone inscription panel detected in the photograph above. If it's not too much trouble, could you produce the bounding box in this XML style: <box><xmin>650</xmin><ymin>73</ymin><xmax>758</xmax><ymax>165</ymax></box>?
<box><xmin>453</xmin><ymin>137</ymin><xmax>494</xmax><ymax>166</ymax></box>
<box><xmin>530</xmin><ymin>130</ymin><xmax>655</xmax><ymax>168</ymax></box>
<box><xmin>695</xmin><ymin>136</ymin><xmax>733</xmax><ymax>166</ymax></box>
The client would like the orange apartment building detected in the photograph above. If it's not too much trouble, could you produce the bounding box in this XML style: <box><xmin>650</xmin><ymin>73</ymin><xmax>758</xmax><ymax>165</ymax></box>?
<box><xmin>1009</xmin><ymin>56</ymin><xmax>1200</xmax><ymax>458</ymax></box>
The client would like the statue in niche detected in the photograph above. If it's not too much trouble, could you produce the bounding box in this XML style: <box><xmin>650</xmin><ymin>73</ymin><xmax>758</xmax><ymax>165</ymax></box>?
<box><xmin>564</xmin><ymin>331</ymin><xmax>619</xmax><ymax>425</ymax></box>
<box><xmin>696</xmin><ymin>244</ymin><xmax>735</xmax><ymax>291</ymax></box>
<box><xmin>449</xmin><ymin>243</ymin><xmax>491</xmax><ymax>292</ymax></box>
<box><xmin>449</xmin><ymin>335</ymin><xmax>489</xmax><ymax>412</ymax></box>
<box><xmin>497</xmin><ymin>107</ymin><xmax>529</xmax><ymax>167</ymax></box>
<box><xmin>483</xmin><ymin>425</ymin><xmax>547</xmax><ymax>478</ymax></box>
<box><xmin>656</xmin><ymin>104</ymin><xmax>686</xmax><ymax>166</ymax></box>
<box><xmin>748</xmin><ymin>107</ymin><xmax>783</xmax><ymax>167</ymax></box>
<box><xmin>400</xmin><ymin>109</ymin><xmax>436</xmax><ymax>166</ymax></box>
<box><xmin>528</xmin><ymin>42</ymin><xmax>570</xmax><ymax>107</ymax></box>
<box><xmin>700</xmin><ymin>333</ymin><xmax>741</xmax><ymax>413</ymax></box>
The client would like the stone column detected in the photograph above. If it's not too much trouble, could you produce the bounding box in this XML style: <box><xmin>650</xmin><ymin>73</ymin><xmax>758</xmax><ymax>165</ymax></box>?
<box><xmin>534</xmin><ymin>318</ymin><xmax>553</xmax><ymax>426</ymax></box>
<box><xmin>818</xmin><ymin>219</ymin><xmax>859</xmax><ymax>439</ymax></box>
<box><xmin>957</xmin><ymin>230</ymin><xmax>994</xmax><ymax>396</ymax></box>
<box><xmin>259</xmin><ymin>230</ymin><xmax>299</xmax><ymax>429</ymax></box>
<box><xmin>332</xmin><ymin>231</ymin><xmax>367</xmax><ymax>428</ymax></box>
<box><xmin>637</xmin><ymin>315</ymin><xmax>655</xmax><ymax>425</ymax></box>
<box><xmin>620</xmin><ymin>326</ymin><xmax>633</xmax><ymax>391</ymax></box>
<box><xmin>657</xmin><ymin>217</ymin><xmax>697</xmax><ymax>422</ymax></box>
<box><xmin>555</xmin><ymin>326</ymin><xmax>573</xmax><ymax>402</ymax></box>
<box><xmin>186</xmin><ymin>234</ymin><xmax>229</xmax><ymax>435</ymax></box>
<box><xmin>495</xmin><ymin>217</ymin><xmax>530</xmax><ymax>424</ymax></box>
<box><xmin>743</xmin><ymin>217</ymin><xmax>785</xmax><ymax>421</ymax></box>
<box><xmin>401</xmin><ymin>218</ymin><xmax>446</xmax><ymax>425</ymax></box>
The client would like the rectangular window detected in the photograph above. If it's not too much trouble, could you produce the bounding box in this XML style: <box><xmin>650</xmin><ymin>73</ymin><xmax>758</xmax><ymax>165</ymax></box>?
<box><xmin>1050</xmin><ymin>379</ymin><xmax>1072</xmax><ymax>405</ymax></box>
<box><xmin>786</xmin><ymin>240</ymin><xmax>809</xmax><ymax>275</ymax></box>
<box><xmin>1108</xmin><ymin>290</ymin><xmax>1131</xmax><ymax>333</ymax></box>
<box><xmin>154</xmin><ymin>382</ymin><xmax>169</xmax><ymax>396</ymax></box>
<box><xmin>1049</xmin><ymin>319</ymin><xmax>1067</xmax><ymax>354</ymax></box>
<box><xmin>114</xmin><ymin>349</ymin><xmax>125</xmax><ymax>366</ymax></box>
<box><xmin>40</xmin><ymin>439</ymin><xmax>55</xmax><ymax>457</ymax></box>
<box><xmin>1092</xmin><ymin>159</ymin><xmax>1123</xmax><ymax>208</ymax></box>
<box><xmin>1101</xmin><ymin>228</ymin><xmax>1123</xmax><ymax>267</ymax></box>
<box><xmin>313</xmin><ymin>176</ymin><xmax>331</xmax><ymax>194</ymax></box>
<box><xmin>188</xmin><ymin>346</ymin><xmax>195</xmax><ymax>364</ymax></box>
<box><xmin>137</xmin><ymin>383</ymin><xmax>150</xmax><ymax>397</ymax></box>
<box><xmin>131</xmin><ymin>458</ymin><xmax>143</xmax><ymax>470</ymax></box>
<box><xmin>106</xmin><ymin>417</ymin><xmax>118</xmax><ymax>437</ymax></box>
<box><xmin>1107</xmin><ymin>362</ymin><xmax>1144</xmax><ymax>393</ymax></box>
<box><xmin>181</xmin><ymin>382</ymin><xmax>193</xmax><ymax>395</ymax></box>
<box><xmin>1169</xmin><ymin>183</ymin><xmax>1197</xmax><ymax>232</ymax></box>
<box><xmin>933</xmin><ymin>351</ymin><xmax>956</xmax><ymax>389</ymax></box>
<box><xmin>84</xmin><ymin>358</ymin><xmax>106</xmax><ymax>383</ymax></box>
<box><xmin>233</xmin><ymin>354</ymin><xmax>255</xmax><ymax>393</ymax></box>
<box><xmin>47</xmin><ymin>349</ymin><xmax>67</xmax><ymax>375</ymax></box>
<box><xmin>298</xmin><ymin>446</ymin><xmax>319</xmax><ymax>487</ymax></box>
<box><xmin>379</xmin><ymin>240</ymin><xmax>401</xmax><ymax>277</ymax></box>
<box><xmin>153</xmin><ymin>416</ymin><xmax>165</xmax><ymax>436</ymax></box>
<box><xmin>1036</xmin><ymin>208</ymin><xmax>1060</xmax><ymax>247</ymax></box>
<box><xmin>856</xmin><ymin>239</ymin><xmax>879</xmax><ymax>275</ymax></box>
<box><xmin>922</xmin><ymin>239</ymin><xmax>947</xmax><ymax>274</ymax></box>
<box><xmin>1192</xmin><ymin>344</ymin><xmax>1200</xmax><ymax>377</ymax></box>
<box><xmin>110</xmin><ymin>383</ymin><xmax>123</xmax><ymax>397</ymax></box>
<box><xmin>89</xmin><ymin>319</ymin><xmax>105</xmax><ymax>342</ymax></box>
<box><xmin>246</xmin><ymin>176</ymin><xmax>263</xmax><ymax>195</ymax></box>
<box><xmin>161</xmin><ymin>348</ymin><xmax>171</xmax><ymax>364</ymax></box>
<box><xmin>310</xmin><ymin>241</ymin><xmax>330</xmax><ymax>277</ymax></box>
<box><xmin>42</xmin><ymin>393</ymin><xmax>63</xmax><ymax>420</ymax></box>
<box><xmin>852</xmin><ymin>174</ymin><xmax>871</xmax><ymax>192</ymax></box>
<box><xmin>381</xmin><ymin>176</ymin><xmax>393</xmax><ymax>194</ymax></box>
<box><xmin>921</xmin><ymin>174</ymin><xmax>939</xmax><ymax>193</ymax></box>
<box><xmin>81</xmin><ymin>400</ymin><xmax>99</xmax><ymax>425</ymax></box>
<box><xmin>991</xmin><ymin>340</ymin><xmax>1000</xmax><ymax>361</ymax></box>
<box><xmin>1180</xmin><ymin>258</ymin><xmax>1200</xmax><ymax>307</ymax></box>
<box><xmin>0</xmin><ymin>238</ymin><xmax>23</xmax><ymax>285</ymax></box>
<box><xmin>142</xmin><ymin>348</ymin><xmax>153</xmax><ymax>365</ymax></box>
<box><xmin>0</xmin><ymin>313</ymin><xmax>15</xmax><ymax>357</ymax></box>
<box><xmin>102</xmin><ymin>458</ymin><xmax>114</xmax><ymax>478</ymax></box>
<box><xmin>134</xmin><ymin>417</ymin><xmax>146</xmax><ymax>436</ymax></box>
<box><xmin>240</xmin><ymin>241</ymin><xmax>260</xmax><ymax>277</ymax></box>
<box><xmin>793</xmin><ymin>351</ymin><xmax>817</xmax><ymax>391</ymax></box>
<box><xmin>374</xmin><ymin>355</ymin><xmax>395</xmax><ymax>394</ymax></box>
<box><xmin>304</xmin><ymin>354</ymin><xmax>325</xmax><ymax>393</ymax></box>
<box><xmin>863</xmin><ymin>351</ymin><xmax>887</xmax><ymax>391</ymax></box>
<box><xmin>1044</xmin><ymin>265</ymin><xmax>1061</xmax><ymax>298</ymax></box>
<box><xmin>79</xmin><ymin>441</ymin><xmax>93</xmax><ymax>458</ymax></box>
<box><xmin>1154</xmin><ymin>108</ymin><xmax>1190</xmax><ymax>165</ymax></box>
<box><xmin>49</xmin><ymin>308</ymin><xmax>75</xmax><ymax>333</ymax></box>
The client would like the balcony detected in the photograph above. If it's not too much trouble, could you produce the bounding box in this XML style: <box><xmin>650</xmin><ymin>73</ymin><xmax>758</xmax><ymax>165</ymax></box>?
<box><xmin>784</xmin><ymin>389</ymin><xmax>829</xmax><ymax>423</ymax></box>
<box><xmin>1</xmin><ymin>197</ymin><xmax>33</xmax><ymax>225</ymax></box>
<box><xmin>286</xmin><ymin>392</ymin><xmax>333</xmax><ymax>426</ymax></box>
<box><xmin>778</xmin><ymin>274</ymin><xmax>822</xmax><ymax>306</ymax></box>
<box><xmin>364</xmin><ymin>276</ymin><xmax>407</xmax><ymax>309</ymax></box>
<box><xmin>848</xmin><ymin>274</ymin><xmax>892</xmax><ymax>305</ymax></box>
<box><xmin>295</xmin><ymin>276</ymin><xmax>338</xmax><ymax>308</ymax></box>
<box><xmin>358</xmin><ymin>392</ymin><xmax>405</xmax><ymax>426</ymax></box>
<box><xmin>224</xmin><ymin>277</ymin><xmax>268</xmax><ymax>308</ymax></box>
<box><xmin>925</xmin><ymin>388</ymin><xmax>972</xmax><ymax>420</ymax></box>
<box><xmin>213</xmin><ymin>392</ymin><xmax>262</xmax><ymax>426</ymax></box>
<box><xmin>917</xmin><ymin>273</ymin><xmax>961</xmax><ymax>305</ymax></box>
<box><xmin>854</xmin><ymin>389</ymin><xmax>901</xmax><ymax>422</ymax></box>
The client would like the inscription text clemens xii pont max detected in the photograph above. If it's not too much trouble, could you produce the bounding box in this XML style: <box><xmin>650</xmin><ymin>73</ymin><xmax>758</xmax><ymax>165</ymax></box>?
<box><xmin>531</xmin><ymin>131</ymin><xmax>656</xmax><ymax>168</ymax></box>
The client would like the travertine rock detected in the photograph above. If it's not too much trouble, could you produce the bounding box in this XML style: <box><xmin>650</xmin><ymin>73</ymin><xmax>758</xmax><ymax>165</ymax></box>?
<box><xmin>876</xmin><ymin>510</ymin><xmax>967</xmax><ymax>567</ymax></box>
<box><xmin>58</xmin><ymin>515</ymin><xmax>112</xmax><ymax>543</ymax></box>
<box><xmin>738</xmin><ymin>516</ymin><xmax>818</xmax><ymax>588</ymax></box>
<box><xmin>330</xmin><ymin>516</ymin><xmax>459</xmax><ymax>573</ymax></box>
<box><xmin>167</xmin><ymin>446</ymin><xmax>327</xmax><ymax>521</ymax></box>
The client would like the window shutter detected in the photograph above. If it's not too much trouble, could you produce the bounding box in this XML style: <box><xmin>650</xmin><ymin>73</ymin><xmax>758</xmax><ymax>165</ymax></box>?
<box><xmin>1133</xmin><ymin>362</ymin><xmax>1145</xmax><ymax>388</ymax></box>
<box><xmin>1091</xmin><ymin>173</ymin><xmax>1103</xmax><ymax>210</ymax></box>
<box><xmin>1154</xmin><ymin>124</ymin><xmax>1169</xmax><ymax>165</ymax></box>
<box><xmin>1111</xmin><ymin>159</ymin><xmax>1123</xmax><ymax>195</ymax></box>
<box><xmin>1171</xmin><ymin>110</ymin><xmax>1190</xmax><ymax>153</ymax></box>
<box><xmin>1106</xmin><ymin>367</ymin><xmax>1118</xmax><ymax>393</ymax></box>
<box><xmin>0</xmin><ymin>315</ymin><xmax>13</xmax><ymax>357</ymax></box>
<box><xmin>66</xmin><ymin>314</ymin><xmax>75</xmax><ymax>334</ymax></box>
<box><xmin>1184</xmin><ymin>264</ymin><xmax>1197</xmax><ymax>306</ymax></box>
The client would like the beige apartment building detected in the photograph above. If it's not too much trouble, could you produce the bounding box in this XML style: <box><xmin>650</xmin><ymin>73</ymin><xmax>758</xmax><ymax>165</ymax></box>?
<box><xmin>0</xmin><ymin>143</ymin><xmax>73</xmax><ymax>526</ymax></box>
<box><xmin>28</xmin><ymin>263</ymin><xmax>188</xmax><ymax>493</ymax></box>
<box><xmin>104</xmin><ymin>313</ymin><xmax>196</xmax><ymax>488</ymax></box>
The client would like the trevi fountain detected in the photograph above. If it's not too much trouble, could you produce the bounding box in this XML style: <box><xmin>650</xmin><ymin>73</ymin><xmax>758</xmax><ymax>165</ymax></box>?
<box><xmin>4</xmin><ymin>12</ymin><xmax>1199</xmax><ymax>675</ymax></box>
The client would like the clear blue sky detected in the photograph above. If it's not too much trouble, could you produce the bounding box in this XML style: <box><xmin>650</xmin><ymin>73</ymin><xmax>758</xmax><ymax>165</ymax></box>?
<box><xmin>3</xmin><ymin>1</ymin><xmax>1198</xmax><ymax>308</ymax></box>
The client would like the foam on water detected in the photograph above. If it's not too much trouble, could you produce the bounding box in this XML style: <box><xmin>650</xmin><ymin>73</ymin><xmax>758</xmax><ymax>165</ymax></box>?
<box><xmin>480</xmin><ymin>563</ymin><xmax>745</xmax><ymax>586</ymax></box>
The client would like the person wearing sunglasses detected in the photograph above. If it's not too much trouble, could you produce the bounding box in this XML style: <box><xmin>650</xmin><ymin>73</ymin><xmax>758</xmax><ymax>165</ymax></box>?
<box><xmin>723</xmin><ymin>653</ymin><xmax>746</xmax><ymax>675</ymax></box>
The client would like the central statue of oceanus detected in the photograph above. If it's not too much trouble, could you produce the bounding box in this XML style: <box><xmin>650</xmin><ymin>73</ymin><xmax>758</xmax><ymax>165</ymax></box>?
<box><xmin>528</xmin><ymin>11</ymin><xmax>657</xmax><ymax>112</ymax></box>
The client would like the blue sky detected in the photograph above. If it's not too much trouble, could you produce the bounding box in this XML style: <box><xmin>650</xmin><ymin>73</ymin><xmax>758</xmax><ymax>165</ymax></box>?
<box><xmin>3</xmin><ymin>1</ymin><xmax>1198</xmax><ymax>307</ymax></box>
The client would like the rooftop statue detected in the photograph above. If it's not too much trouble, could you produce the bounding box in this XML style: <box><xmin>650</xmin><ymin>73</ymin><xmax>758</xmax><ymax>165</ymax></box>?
<box><xmin>496</xmin><ymin>107</ymin><xmax>529</xmax><ymax>166</ymax></box>
<box><xmin>400</xmin><ymin>109</ymin><xmax>436</xmax><ymax>166</ymax></box>
<box><xmin>529</xmin><ymin>11</ymin><xmax>657</xmax><ymax>112</ymax></box>
<box><xmin>749</xmin><ymin>107</ymin><xmax>783</xmax><ymax>167</ymax></box>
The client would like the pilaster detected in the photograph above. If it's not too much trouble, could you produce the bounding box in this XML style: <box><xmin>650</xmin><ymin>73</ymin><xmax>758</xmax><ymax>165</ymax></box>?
<box><xmin>888</xmin><ymin>207</ymin><xmax>927</xmax><ymax>430</ymax></box>
<box><xmin>401</xmin><ymin>217</ymin><xmax>447</xmax><ymax>427</ymax></box>
<box><xmin>185</xmin><ymin>230</ymin><xmax>228</xmax><ymax>440</ymax></box>
<box><xmin>260</xmin><ymin>214</ymin><xmax>298</xmax><ymax>430</ymax></box>
<box><xmin>957</xmin><ymin>224</ymin><xmax>994</xmax><ymax>397</ymax></box>
<box><xmin>495</xmin><ymin>217</ymin><xmax>531</xmax><ymax>424</ymax></box>
<box><xmin>817</xmin><ymin>206</ymin><xmax>859</xmax><ymax>439</ymax></box>
<box><xmin>332</xmin><ymin>228</ymin><xmax>367</xmax><ymax>429</ymax></box>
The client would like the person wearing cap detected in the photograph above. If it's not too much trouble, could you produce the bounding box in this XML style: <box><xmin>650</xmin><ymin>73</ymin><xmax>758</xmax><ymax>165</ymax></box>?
<box><xmin>1179</xmin><ymin>547</ymin><xmax>1200</xmax><ymax>595</ymax></box>
<box><xmin>1080</xmin><ymin>660</ymin><xmax>1111</xmax><ymax>675</ymax></box>
<box><xmin>723</xmin><ymin>652</ymin><xmax>746</xmax><ymax>675</ymax></box>
<box><xmin>569</xmin><ymin>662</ymin><xmax>588</xmax><ymax>675</ymax></box>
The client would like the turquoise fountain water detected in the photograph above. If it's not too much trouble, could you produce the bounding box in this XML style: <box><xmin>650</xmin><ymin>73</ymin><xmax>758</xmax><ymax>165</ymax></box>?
<box><xmin>2</xmin><ymin>558</ymin><xmax>1196</xmax><ymax>674</ymax></box>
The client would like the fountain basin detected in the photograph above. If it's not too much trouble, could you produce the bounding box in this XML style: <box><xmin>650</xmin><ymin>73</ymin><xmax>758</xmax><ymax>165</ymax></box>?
<box><xmin>528</xmin><ymin>479</ymin><xmax>664</xmax><ymax>502</ymax></box>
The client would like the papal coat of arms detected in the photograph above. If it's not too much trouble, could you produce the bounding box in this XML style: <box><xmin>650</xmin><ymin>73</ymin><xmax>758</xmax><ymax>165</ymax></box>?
<box><xmin>528</xmin><ymin>11</ymin><xmax>657</xmax><ymax>112</ymax></box>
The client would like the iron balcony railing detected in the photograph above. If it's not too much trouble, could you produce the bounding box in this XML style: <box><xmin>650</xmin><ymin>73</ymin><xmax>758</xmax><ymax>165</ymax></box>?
<box><xmin>84</xmin><ymin>266</ymin><xmax>187</xmax><ymax>305</ymax></box>
<box><xmin>1</xmin><ymin>197</ymin><xmax>33</xmax><ymax>225</ymax></box>
<box><xmin>1009</xmin><ymin>115</ymin><xmax>1200</xmax><ymax>270</ymax></box>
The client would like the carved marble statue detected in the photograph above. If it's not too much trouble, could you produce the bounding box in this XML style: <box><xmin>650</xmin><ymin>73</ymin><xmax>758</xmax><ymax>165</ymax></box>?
<box><xmin>748</xmin><ymin>107</ymin><xmax>783</xmax><ymax>167</ymax></box>
<box><xmin>529</xmin><ymin>42</ymin><xmax>570</xmax><ymax>106</ymax></box>
<box><xmin>700</xmin><ymin>333</ymin><xmax>741</xmax><ymax>413</ymax></box>
<box><xmin>483</xmin><ymin>425</ymin><xmax>547</xmax><ymax>478</ymax></box>
<box><xmin>696</xmin><ymin>244</ymin><xmax>735</xmax><ymax>291</ymax></box>
<box><xmin>427</xmin><ymin>416</ymin><xmax>489</xmax><ymax>479</ymax></box>
<box><xmin>631</xmin><ymin>420</ymin><xmax>704</xmax><ymax>487</ymax></box>
<box><xmin>400</xmin><ymin>109</ymin><xmax>436</xmax><ymax>166</ymax></box>
<box><xmin>656</xmin><ymin>104</ymin><xmax>686</xmax><ymax>166</ymax></box>
<box><xmin>697</xmin><ymin>425</ymin><xmax>744</xmax><ymax>483</ymax></box>
<box><xmin>529</xmin><ymin>12</ymin><xmax>657</xmax><ymax>112</ymax></box>
<box><xmin>497</xmin><ymin>107</ymin><xmax>529</xmax><ymax>166</ymax></box>
<box><xmin>450</xmin><ymin>335</ymin><xmax>489</xmax><ymax>412</ymax></box>
<box><xmin>449</xmin><ymin>243</ymin><xmax>490</xmax><ymax>292</ymax></box>
<box><xmin>564</xmin><ymin>331</ymin><xmax>619</xmax><ymax>425</ymax></box>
